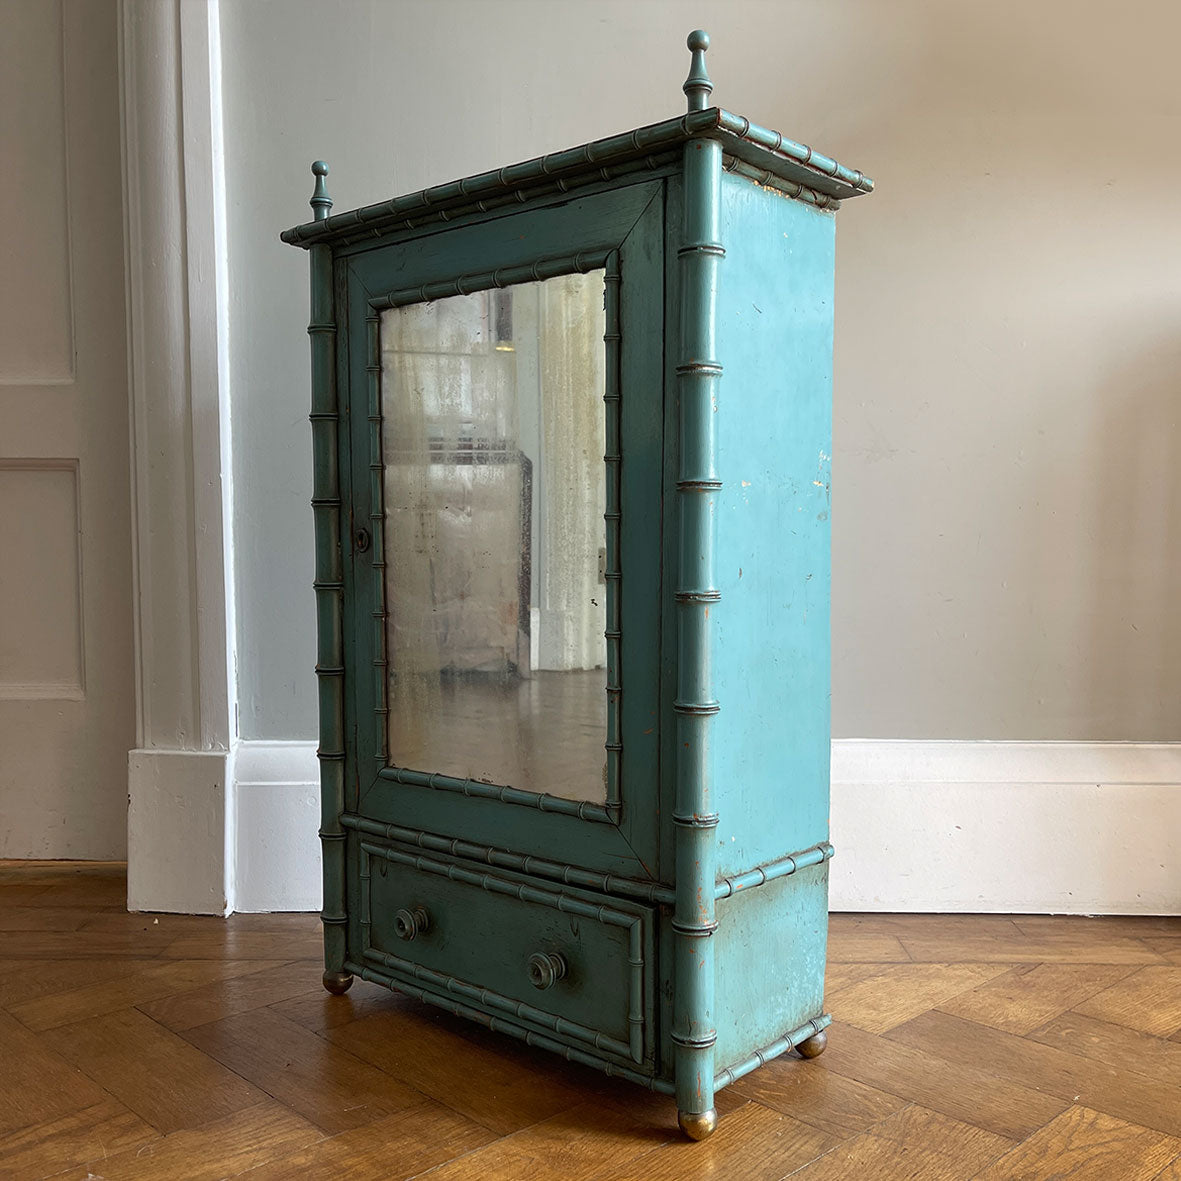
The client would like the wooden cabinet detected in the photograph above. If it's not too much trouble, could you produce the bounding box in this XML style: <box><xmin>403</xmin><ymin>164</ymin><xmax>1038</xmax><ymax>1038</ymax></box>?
<box><xmin>282</xmin><ymin>30</ymin><xmax>871</xmax><ymax>1139</ymax></box>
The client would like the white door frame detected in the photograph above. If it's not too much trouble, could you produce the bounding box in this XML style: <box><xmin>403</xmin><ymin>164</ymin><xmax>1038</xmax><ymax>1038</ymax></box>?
<box><xmin>120</xmin><ymin>0</ymin><xmax>237</xmax><ymax>914</ymax></box>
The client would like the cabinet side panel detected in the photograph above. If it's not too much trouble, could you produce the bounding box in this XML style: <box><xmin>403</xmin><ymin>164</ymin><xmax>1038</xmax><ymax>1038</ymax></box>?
<box><xmin>713</xmin><ymin>174</ymin><xmax>835</xmax><ymax>877</ymax></box>
<box><xmin>712</xmin><ymin>862</ymin><xmax>829</xmax><ymax>1070</ymax></box>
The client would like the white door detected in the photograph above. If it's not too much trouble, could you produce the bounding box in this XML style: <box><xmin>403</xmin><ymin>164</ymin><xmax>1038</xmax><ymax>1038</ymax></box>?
<box><xmin>0</xmin><ymin>0</ymin><xmax>133</xmax><ymax>858</ymax></box>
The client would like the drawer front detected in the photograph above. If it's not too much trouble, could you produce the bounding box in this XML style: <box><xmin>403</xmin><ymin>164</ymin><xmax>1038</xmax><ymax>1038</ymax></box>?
<box><xmin>358</xmin><ymin>839</ymin><xmax>653</xmax><ymax>1067</ymax></box>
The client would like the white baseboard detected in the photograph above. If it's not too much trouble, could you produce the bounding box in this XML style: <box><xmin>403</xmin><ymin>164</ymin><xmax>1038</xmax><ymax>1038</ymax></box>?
<box><xmin>127</xmin><ymin>748</ymin><xmax>233</xmax><ymax>915</ymax></box>
<box><xmin>830</xmin><ymin>741</ymin><xmax>1181</xmax><ymax>914</ymax></box>
<box><xmin>232</xmin><ymin>741</ymin><xmax>321</xmax><ymax>913</ymax></box>
<box><xmin>152</xmin><ymin>739</ymin><xmax>1179</xmax><ymax>915</ymax></box>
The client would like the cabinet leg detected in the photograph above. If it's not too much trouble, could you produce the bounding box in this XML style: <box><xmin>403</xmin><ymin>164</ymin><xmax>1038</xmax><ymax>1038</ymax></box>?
<box><xmin>677</xmin><ymin>1108</ymin><xmax>718</xmax><ymax>1141</ymax></box>
<box><xmin>796</xmin><ymin>1029</ymin><xmax>827</xmax><ymax>1059</ymax></box>
<box><xmin>322</xmin><ymin>969</ymin><xmax>353</xmax><ymax>995</ymax></box>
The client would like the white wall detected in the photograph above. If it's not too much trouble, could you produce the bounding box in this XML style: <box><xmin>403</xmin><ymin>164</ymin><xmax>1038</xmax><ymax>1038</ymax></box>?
<box><xmin>212</xmin><ymin>0</ymin><xmax>1181</xmax><ymax>912</ymax></box>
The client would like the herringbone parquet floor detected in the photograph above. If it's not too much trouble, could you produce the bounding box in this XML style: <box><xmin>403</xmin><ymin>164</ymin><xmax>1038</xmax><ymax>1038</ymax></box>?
<box><xmin>2</xmin><ymin>862</ymin><xmax>1180</xmax><ymax>1179</ymax></box>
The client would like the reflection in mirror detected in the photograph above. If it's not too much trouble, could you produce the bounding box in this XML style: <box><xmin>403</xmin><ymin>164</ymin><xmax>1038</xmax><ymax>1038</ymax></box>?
<box><xmin>380</xmin><ymin>270</ymin><xmax>609</xmax><ymax>804</ymax></box>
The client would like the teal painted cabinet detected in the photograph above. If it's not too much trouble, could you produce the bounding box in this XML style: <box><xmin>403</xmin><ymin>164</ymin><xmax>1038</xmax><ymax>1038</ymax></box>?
<box><xmin>282</xmin><ymin>32</ymin><xmax>871</xmax><ymax>1139</ymax></box>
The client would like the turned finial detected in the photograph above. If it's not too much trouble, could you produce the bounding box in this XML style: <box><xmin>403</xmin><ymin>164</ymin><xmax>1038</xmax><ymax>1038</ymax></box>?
<box><xmin>683</xmin><ymin>30</ymin><xmax>713</xmax><ymax>113</ymax></box>
<box><xmin>310</xmin><ymin>161</ymin><xmax>332</xmax><ymax>221</ymax></box>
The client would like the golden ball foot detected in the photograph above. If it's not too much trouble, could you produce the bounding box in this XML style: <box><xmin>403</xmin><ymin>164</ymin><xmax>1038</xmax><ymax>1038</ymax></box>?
<box><xmin>796</xmin><ymin>1029</ymin><xmax>827</xmax><ymax>1059</ymax></box>
<box><xmin>322</xmin><ymin>969</ymin><xmax>354</xmax><ymax>995</ymax></box>
<box><xmin>678</xmin><ymin>1108</ymin><xmax>718</xmax><ymax>1140</ymax></box>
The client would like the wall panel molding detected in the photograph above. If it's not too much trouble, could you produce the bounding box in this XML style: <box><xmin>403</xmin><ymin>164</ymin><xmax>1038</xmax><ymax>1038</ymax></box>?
<box><xmin>0</xmin><ymin>0</ymin><xmax>75</xmax><ymax>386</ymax></box>
<box><xmin>0</xmin><ymin>458</ymin><xmax>84</xmax><ymax>699</ymax></box>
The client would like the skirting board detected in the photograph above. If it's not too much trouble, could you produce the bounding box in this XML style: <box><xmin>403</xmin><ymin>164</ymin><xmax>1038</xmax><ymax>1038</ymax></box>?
<box><xmin>233</xmin><ymin>741</ymin><xmax>322</xmax><ymax>913</ymax></box>
<box><xmin>188</xmin><ymin>740</ymin><xmax>1180</xmax><ymax>915</ymax></box>
<box><xmin>128</xmin><ymin>748</ymin><xmax>233</xmax><ymax>915</ymax></box>
<box><xmin>830</xmin><ymin>741</ymin><xmax>1181</xmax><ymax>914</ymax></box>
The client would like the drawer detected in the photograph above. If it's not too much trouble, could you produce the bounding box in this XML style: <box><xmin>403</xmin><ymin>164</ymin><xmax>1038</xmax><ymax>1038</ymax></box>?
<box><xmin>357</xmin><ymin>839</ymin><xmax>654</xmax><ymax>1068</ymax></box>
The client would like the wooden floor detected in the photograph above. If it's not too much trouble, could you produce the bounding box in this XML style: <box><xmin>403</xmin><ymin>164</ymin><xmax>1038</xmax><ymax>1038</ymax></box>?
<box><xmin>2</xmin><ymin>864</ymin><xmax>1180</xmax><ymax>1180</ymax></box>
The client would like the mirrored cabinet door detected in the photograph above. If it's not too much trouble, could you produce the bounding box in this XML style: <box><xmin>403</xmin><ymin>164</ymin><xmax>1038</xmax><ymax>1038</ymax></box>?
<box><xmin>379</xmin><ymin>270</ymin><xmax>612</xmax><ymax>805</ymax></box>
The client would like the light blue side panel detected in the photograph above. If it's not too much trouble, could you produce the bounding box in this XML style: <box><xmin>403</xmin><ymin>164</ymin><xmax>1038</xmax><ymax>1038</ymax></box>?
<box><xmin>711</xmin><ymin>862</ymin><xmax>829</xmax><ymax>1070</ymax></box>
<box><xmin>713</xmin><ymin>172</ymin><xmax>835</xmax><ymax>878</ymax></box>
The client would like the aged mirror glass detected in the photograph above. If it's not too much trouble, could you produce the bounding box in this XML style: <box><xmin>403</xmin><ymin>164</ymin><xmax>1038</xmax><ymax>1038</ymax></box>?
<box><xmin>380</xmin><ymin>271</ymin><xmax>609</xmax><ymax>804</ymax></box>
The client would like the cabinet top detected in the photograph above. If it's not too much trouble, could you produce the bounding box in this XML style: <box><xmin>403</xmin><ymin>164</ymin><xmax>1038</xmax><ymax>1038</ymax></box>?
<box><xmin>281</xmin><ymin>31</ymin><xmax>872</xmax><ymax>251</ymax></box>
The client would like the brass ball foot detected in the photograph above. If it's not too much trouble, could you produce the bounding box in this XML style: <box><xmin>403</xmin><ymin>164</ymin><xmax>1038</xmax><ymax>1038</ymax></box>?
<box><xmin>322</xmin><ymin>969</ymin><xmax>354</xmax><ymax>995</ymax></box>
<box><xmin>678</xmin><ymin>1108</ymin><xmax>718</xmax><ymax>1140</ymax></box>
<box><xmin>796</xmin><ymin>1029</ymin><xmax>828</xmax><ymax>1059</ymax></box>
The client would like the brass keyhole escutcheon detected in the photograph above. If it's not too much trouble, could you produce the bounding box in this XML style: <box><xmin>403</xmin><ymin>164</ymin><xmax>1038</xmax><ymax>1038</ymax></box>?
<box><xmin>527</xmin><ymin>951</ymin><xmax>567</xmax><ymax>990</ymax></box>
<box><xmin>354</xmin><ymin>528</ymin><xmax>371</xmax><ymax>553</ymax></box>
<box><xmin>394</xmin><ymin>906</ymin><xmax>430</xmax><ymax>941</ymax></box>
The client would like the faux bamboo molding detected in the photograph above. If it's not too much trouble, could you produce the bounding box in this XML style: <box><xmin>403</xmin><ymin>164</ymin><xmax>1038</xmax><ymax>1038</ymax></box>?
<box><xmin>366</xmin><ymin>313</ymin><xmax>388</xmax><ymax>764</ymax></box>
<box><xmin>342</xmin><ymin>813</ymin><xmax>834</xmax><ymax>904</ymax></box>
<box><xmin>722</xmin><ymin>155</ymin><xmax>842</xmax><ymax>211</ymax></box>
<box><xmin>370</xmin><ymin>251</ymin><xmax>613</xmax><ymax>311</ymax></box>
<box><xmin>281</xmin><ymin>109</ymin><xmax>872</xmax><ymax>251</ymax></box>
<box><xmin>359</xmin><ymin>842</ymin><xmax>645</xmax><ymax>931</ymax></box>
<box><xmin>291</xmin><ymin>154</ymin><xmax>683</xmax><ymax>251</ymax></box>
<box><xmin>363</xmin><ymin>942</ymin><xmax>639</xmax><ymax>1063</ymax></box>
<box><xmin>376</xmin><ymin>765</ymin><xmax>616</xmax><ymax>823</ymax></box>
<box><xmin>713</xmin><ymin>111</ymin><xmax>870</xmax><ymax>193</ymax></box>
<box><xmin>602</xmin><ymin>253</ymin><xmax>624</xmax><ymax>814</ymax></box>
<box><xmin>714</xmin><ymin>843</ymin><xmax>835</xmax><ymax>899</ymax></box>
<box><xmin>341</xmin><ymin>812</ymin><xmax>675</xmax><ymax>903</ymax></box>
<box><xmin>307</xmin><ymin>195</ymin><xmax>349</xmax><ymax>994</ymax></box>
<box><xmin>713</xmin><ymin>1015</ymin><xmax>834</xmax><ymax>1088</ymax></box>
<box><xmin>671</xmin><ymin>65</ymin><xmax>725</xmax><ymax>1131</ymax></box>
<box><xmin>342</xmin><ymin>957</ymin><xmax>832</xmax><ymax>1100</ymax></box>
<box><xmin>344</xmin><ymin>959</ymin><xmax>676</xmax><ymax>1095</ymax></box>
<box><xmin>359</xmin><ymin>840</ymin><xmax>647</xmax><ymax>1065</ymax></box>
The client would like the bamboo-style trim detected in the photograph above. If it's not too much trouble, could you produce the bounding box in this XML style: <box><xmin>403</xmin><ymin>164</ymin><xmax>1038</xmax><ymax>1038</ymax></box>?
<box><xmin>309</xmin><ymin>238</ymin><xmax>347</xmax><ymax>980</ymax></box>
<box><xmin>671</xmin><ymin>135</ymin><xmax>724</xmax><ymax>1120</ymax></box>
<box><xmin>336</xmin><ymin>158</ymin><xmax>679</xmax><ymax>251</ymax></box>
<box><xmin>722</xmin><ymin>155</ymin><xmax>842</xmax><ymax>212</ymax></box>
<box><xmin>285</xmin><ymin>154</ymin><xmax>678</xmax><ymax>250</ymax></box>
<box><xmin>366</xmin><ymin>314</ymin><xmax>389</xmax><ymax>763</ymax></box>
<box><xmin>280</xmin><ymin>109</ymin><xmax>871</xmax><ymax>249</ymax></box>
<box><xmin>341</xmin><ymin>814</ymin><xmax>832</xmax><ymax>905</ymax></box>
<box><xmin>358</xmin><ymin>841</ymin><xmax>641</xmax><ymax>929</ymax></box>
<box><xmin>340</xmin><ymin>813</ymin><xmax>674</xmax><ymax>903</ymax></box>
<box><xmin>359</xmin><ymin>846</ymin><xmax>372</xmax><ymax>951</ymax></box>
<box><xmin>361</xmin><ymin>944</ymin><xmax>637</xmax><ymax>1063</ymax></box>
<box><xmin>714</xmin><ymin>111</ymin><xmax>871</xmax><ymax>194</ymax></box>
<box><xmin>371</xmin><ymin>250</ymin><xmax>611</xmax><ymax>310</ymax></box>
<box><xmin>602</xmin><ymin>252</ymin><xmax>623</xmax><ymax>813</ymax></box>
<box><xmin>344</xmin><ymin>959</ymin><xmax>673</xmax><ymax>1093</ymax></box>
<box><xmin>713</xmin><ymin>1015</ymin><xmax>833</xmax><ymax>1090</ymax></box>
<box><xmin>359</xmin><ymin>839</ymin><xmax>647</xmax><ymax>1064</ymax></box>
<box><xmin>714</xmin><ymin>842</ymin><xmax>834</xmax><ymax>899</ymax></box>
<box><xmin>377</xmin><ymin>766</ymin><xmax>615</xmax><ymax>823</ymax></box>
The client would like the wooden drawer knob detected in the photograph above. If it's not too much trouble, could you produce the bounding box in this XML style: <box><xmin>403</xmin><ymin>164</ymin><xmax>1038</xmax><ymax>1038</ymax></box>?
<box><xmin>394</xmin><ymin>906</ymin><xmax>430</xmax><ymax>941</ymax></box>
<box><xmin>527</xmin><ymin>951</ymin><xmax>567</xmax><ymax>990</ymax></box>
